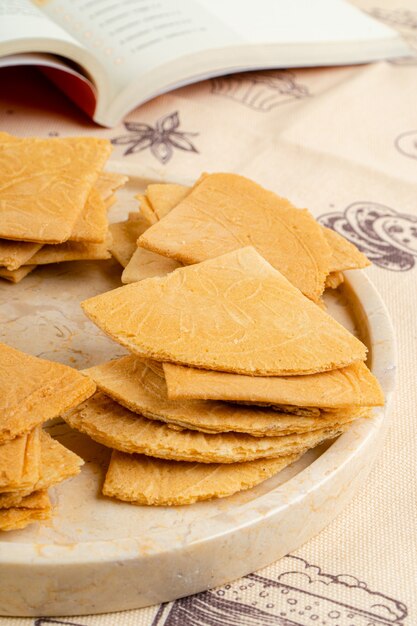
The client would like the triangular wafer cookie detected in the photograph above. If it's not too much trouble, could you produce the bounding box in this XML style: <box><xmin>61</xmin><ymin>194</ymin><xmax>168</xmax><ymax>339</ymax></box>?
<box><xmin>0</xmin><ymin>265</ymin><xmax>36</xmax><ymax>283</ymax></box>
<box><xmin>69</xmin><ymin>187</ymin><xmax>108</xmax><ymax>244</ymax></box>
<box><xmin>103</xmin><ymin>451</ymin><xmax>300</xmax><ymax>506</ymax></box>
<box><xmin>0</xmin><ymin>431</ymin><xmax>83</xmax><ymax>508</ymax></box>
<box><xmin>0</xmin><ymin>490</ymin><xmax>51</xmax><ymax>531</ymax></box>
<box><xmin>82</xmin><ymin>247</ymin><xmax>367</xmax><ymax>376</ymax></box>
<box><xmin>24</xmin><ymin>233</ymin><xmax>112</xmax><ymax>265</ymax></box>
<box><xmin>0</xmin><ymin>134</ymin><xmax>111</xmax><ymax>243</ymax></box>
<box><xmin>0</xmin><ymin>240</ymin><xmax>41</xmax><ymax>272</ymax></box>
<box><xmin>122</xmin><ymin>247</ymin><xmax>181</xmax><ymax>283</ymax></box>
<box><xmin>109</xmin><ymin>214</ymin><xmax>151</xmax><ymax>268</ymax></box>
<box><xmin>85</xmin><ymin>356</ymin><xmax>365</xmax><ymax>436</ymax></box>
<box><xmin>136</xmin><ymin>194</ymin><xmax>157</xmax><ymax>225</ymax></box>
<box><xmin>69</xmin><ymin>173</ymin><xmax>127</xmax><ymax>243</ymax></box>
<box><xmin>0</xmin><ymin>428</ymin><xmax>41</xmax><ymax>492</ymax></box>
<box><xmin>323</xmin><ymin>227</ymin><xmax>370</xmax><ymax>272</ymax></box>
<box><xmin>146</xmin><ymin>183</ymin><xmax>190</xmax><ymax>220</ymax></box>
<box><xmin>135</xmin><ymin>184</ymin><xmax>187</xmax><ymax>226</ymax></box>
<box><xmin>93</xmin><ymin>172</ymin><xmax>128</xmax><ymax>201</ymax></box>
<box><xmin>138</xmin><ymin>182</ymin><xmax>368</xmax><ymax>279</ymax></box>
<box><xmin>34</xmin><ymin>431</ymin><xmax>83</xmax><ymax>490</ymax></box>
<box><xmin>125</xmin><ymin>184</ymin><xmax>185</xmax><ymax>282</ymax></box>
<box><xmin>163</xmin><ymin>360</ymin><xmax>383</xmax><ymax>409</ymax></box>
<box><xmin>3</xmin><ymin>489</ymin><xmax>50</xmax><ymax>510</ymax></box>
<box><xmin>325</xmin><ymin>272</ymin><xmax>344</xmax><ymax>289</ymax></box>
<box><xmin>138</xmin><ymin>173</ymin><xmax>332</xmax><ymax>301</ymax></box>
<box><xmin>0</xmin><ymin>342</ymin><xmax>96</xmax><ymax>443</ymax></box>
<box><xmin>64</xmin><ymin>392</ymin><xmax>350</xmax><ymax>464</ymax></box>
<box><xmin>0</xmin><ymin>174</ymin><xmax>125</xmax><ymax>270</ymax></box>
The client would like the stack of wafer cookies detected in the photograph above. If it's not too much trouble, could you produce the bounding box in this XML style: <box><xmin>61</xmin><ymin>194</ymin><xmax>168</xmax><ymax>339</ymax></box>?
<box><xmin>109</xmin><ymin>212</ymin><xmax>151</xmax><ymax>270</ymax></box>
<box><xmin>109</xmin><ymin>182</ymin><xmax>189</xmax><ymax>273</ymax></box>
<box><xmin>64</xmin><ymin>245</ymin><xmax>383</xmax><ymax>506</ymax></box>
<box><xmin>0</xmin><ymin>133</ymin><xmax>127</xmax><ymax>283</ymax></box>
<box><xmin>0</xmin><ymin>342</ymin><xmax>96</xmax><ymax>530</ymax></box>
<box><xmin>111</xmin><ymin>174</ymin><xmax>369</xmax><ymax>296</ymax></box>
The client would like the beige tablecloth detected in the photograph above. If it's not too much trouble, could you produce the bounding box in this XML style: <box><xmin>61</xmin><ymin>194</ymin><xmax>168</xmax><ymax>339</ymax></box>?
<box><xmin>1</xmin><ymin>1</ymin><xmax>416</xmax><ymax>624</ymax></box>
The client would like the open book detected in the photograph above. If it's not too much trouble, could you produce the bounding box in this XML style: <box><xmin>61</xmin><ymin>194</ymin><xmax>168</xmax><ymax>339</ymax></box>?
<box><xmin>1</xmin><ymin>0</ymin><xmax>410</xmax><ymax>127</ymax></box>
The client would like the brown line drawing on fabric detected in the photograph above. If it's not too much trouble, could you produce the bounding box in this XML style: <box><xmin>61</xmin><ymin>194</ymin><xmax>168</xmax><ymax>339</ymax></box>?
<box><xmin>319</xmin><ymin>202</ymin><xmax>417</xmax><ymax>271</ymax></box>
<box><xmin>210</xmin><ymin>70</ymin><xmax>309</xmax><ymax>111</ymax></box>
<box><xmin>111</xmin><ymin>111</ymin><xmax>199</xmax><ymax>163</ymax></box>
<box><xmin>395</xmin><ymin>130</ymin><xmax>417</xmax><ymax>160</ymax></box>
<box><xmin>151</xmin><ymin>555</ymin><xmax>407</xmax><ymax>626</ymax></box>
<box><xmin>367</xmin><ymin>8</ymin><xmax>417</xmax><ymax>64</ymax></box>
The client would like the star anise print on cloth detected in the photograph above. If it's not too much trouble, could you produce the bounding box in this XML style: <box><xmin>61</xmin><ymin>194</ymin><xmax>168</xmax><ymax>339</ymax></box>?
<box><xmin>111</xmin><ymin>111</ymin><xmax>199</xmax><ymax>164</ymax></box>
<box><xmin>319</xmin><ymin>202</ymin><xmax>417</xmax><ymax>271</ymax></box>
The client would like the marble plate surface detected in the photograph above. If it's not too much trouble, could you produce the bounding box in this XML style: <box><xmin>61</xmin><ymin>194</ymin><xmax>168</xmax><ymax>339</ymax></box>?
<box><xmin>0</xmin><ymin>178</ymin><xmax>396</xmax><ymax>616</ymax></box>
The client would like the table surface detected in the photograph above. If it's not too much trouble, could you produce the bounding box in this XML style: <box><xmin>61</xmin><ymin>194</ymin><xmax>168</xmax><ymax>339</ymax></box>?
<box><xmin>0</xmin><ymin>0</ymin><xmax>416</xmax><ymax>623</ymax></box>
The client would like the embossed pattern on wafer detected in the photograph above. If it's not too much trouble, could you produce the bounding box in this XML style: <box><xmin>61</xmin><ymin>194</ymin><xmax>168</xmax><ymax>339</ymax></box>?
<box><xmin>82</xmin><ymin>247</ymin><xmax>367</xmax><ymax>376</ymax></box>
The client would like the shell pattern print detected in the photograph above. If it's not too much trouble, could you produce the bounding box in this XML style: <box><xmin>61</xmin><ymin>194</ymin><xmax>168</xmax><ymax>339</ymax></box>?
<box><xmin>319</xmin><ymin>203</ymin><xmax>417</xmax><ymax>272</ymax></box>
<box><xmin>210</xmin><ymin>70</ymin><xmax>309</xmax><ymax>111</ymax></box>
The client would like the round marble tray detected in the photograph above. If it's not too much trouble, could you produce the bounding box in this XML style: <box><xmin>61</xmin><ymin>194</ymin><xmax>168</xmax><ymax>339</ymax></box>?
<box><xmin>0</xmin><ymin>186</ymin><xmax>395</xmax><ymax>616</ymax></box>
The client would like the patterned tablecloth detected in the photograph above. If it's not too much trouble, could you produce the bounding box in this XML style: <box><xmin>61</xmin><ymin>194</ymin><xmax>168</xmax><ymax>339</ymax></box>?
<box><xmin>0</xmin><ymin>0</ymin><xmax>416</xmax><ymax>624</ymax></box>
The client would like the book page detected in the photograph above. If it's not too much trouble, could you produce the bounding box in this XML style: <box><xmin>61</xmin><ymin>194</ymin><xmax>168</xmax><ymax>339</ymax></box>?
<box><xmin>198</xmin><ymin>0</ymin><xmax>401</xmax><ymax>44</ymax></box>
<box><xmin>32</xmin><ymin>0</ymin><xmax>407</xmax><ymax>125</ymax></box>
<box><xmin>0</xmin><ymin>0</ymin><xmax>83</xmax><ymax>51</ymax></box>
<box><xmin>38</xmin><ymin>0</ymin><xmax>241</xmax><ymax>100</ymax></box>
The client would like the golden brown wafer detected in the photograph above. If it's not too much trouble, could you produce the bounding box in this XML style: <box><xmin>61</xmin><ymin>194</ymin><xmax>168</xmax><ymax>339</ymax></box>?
<box><xmin>0</xmin><ymin>490</ymin><xmax>51</xmax><ymax>531</ymax></box>
<box><xmin>122</xmin><ymin>247</ymin><xmax>181</xmax><ymax>283</ymax></box>
<box><xmin>138</xmin><ymin>173</ymin><xmax>332</xmax><ymax>301</ymax></box>
<box><xmin>86</xmin><ymin>356</ymin><xmax>366</xmax><ymax>436</ymax></box>
<box><xmin>0</xmin><ymin>428</ymin><xmax>41</xmax><ymax>493</ymax></box>
<box><xmin>109</xmin><ymin>214</ymin><xmax>151</xmax><ymax>268</ymax></box>
<box><xmin>24</xmin><ymin>233</ymin><xmax>112</xmax><ymax>265</ymax></box>
<box><xmin>0</xmin><ymin>342</ymin><xmax>96</xmax><ymax>444</ymax></box>
<box><xmin>64</xmin><ymin>392</ymin><xmax>351</xmax><ymax>464</ymax></box>
<box><xmin>0</xmin><ymin>430</ymin><xmax>83</xmax><ymax>508</ymax></box>
<box><xmin>103</xmin><ymin>451</ymin><xmax>301</xmax><ymax>506</ymax></box>
<box><xmin>323</xmin><ymin>227</ymin><xmax>370</xmax><ymax>273</ymax></box>
<box><xmin>0</xmin><ymin>265</ymin><xmax>36</xmax><ymax>283</ymax></box>
<box><xmin>145</xmin><ymin>183</ymin><xmax>190</xmax><ymax>220</ymax></box>
<box><xmin>82</xmin><ymin>247</ymin><xmax>367</xmax><ymax>376</ymax></box>
<box><xmin>0</xmin><ymin>134</ymin><xmax>111</xmax><ymax>243</ymax></box>
<box><xmin>163</xmin><ymin>360</ymin><xmax>383</xmax><ymax>408</ymax></box>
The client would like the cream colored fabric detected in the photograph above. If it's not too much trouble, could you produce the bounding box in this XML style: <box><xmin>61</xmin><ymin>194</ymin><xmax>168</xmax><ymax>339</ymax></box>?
<box><xmin>1</xmin><ymin>0</ymin><xmax>416</xmax><ymax>619</ymax></box>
